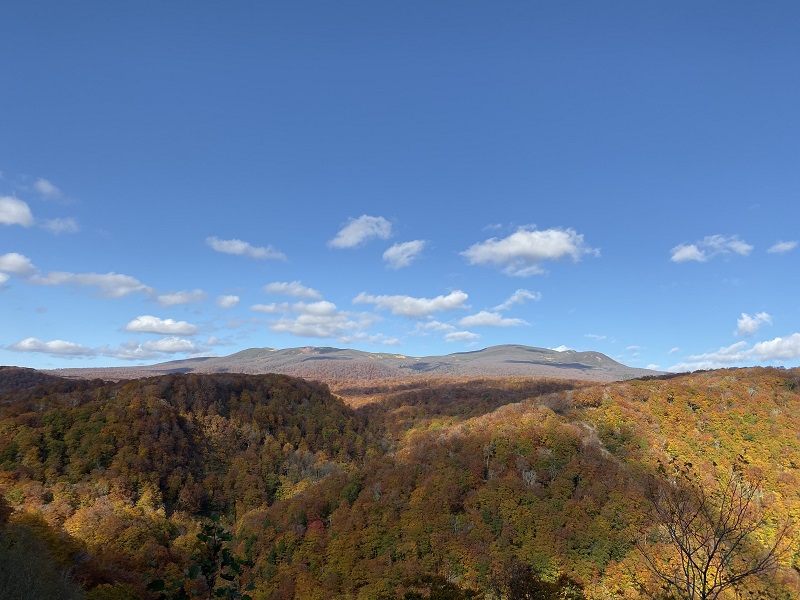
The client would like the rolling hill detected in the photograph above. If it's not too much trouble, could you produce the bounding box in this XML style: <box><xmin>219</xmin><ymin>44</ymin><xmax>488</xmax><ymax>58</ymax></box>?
<box><xmin>1</xmin><ymin>366</ymin><xmax>798</xmax><ymax>599</ymax></box>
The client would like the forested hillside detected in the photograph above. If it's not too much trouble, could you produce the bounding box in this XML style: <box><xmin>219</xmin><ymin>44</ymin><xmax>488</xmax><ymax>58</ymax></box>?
<box><xmin>1</xmin><ymin>367</ymin><xmax>799</xmax><ymax>599</ymax></box>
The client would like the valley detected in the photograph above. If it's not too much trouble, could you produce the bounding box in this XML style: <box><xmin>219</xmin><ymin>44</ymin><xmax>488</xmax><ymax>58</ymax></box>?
<box><xmin>1</xmin><ymin>364</ymin><xmax>798</xmax><ymax>598</ymax></box>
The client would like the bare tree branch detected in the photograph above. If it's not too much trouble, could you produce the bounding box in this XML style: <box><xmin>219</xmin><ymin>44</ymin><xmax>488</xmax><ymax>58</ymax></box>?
<box><xmin>636</xmin><ymin>465</ymin><xmax>790</xmax><ymax>600</ymax></box>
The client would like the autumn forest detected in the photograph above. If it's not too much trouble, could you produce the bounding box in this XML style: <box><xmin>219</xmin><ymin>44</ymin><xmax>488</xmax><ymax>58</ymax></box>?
<box><xmin>1</xmin><ymin>366</ymin><xmax>799</xmax><ymax>599</ymax></box>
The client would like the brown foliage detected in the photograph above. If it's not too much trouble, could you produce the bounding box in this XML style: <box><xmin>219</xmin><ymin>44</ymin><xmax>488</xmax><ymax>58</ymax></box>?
<box><xmin>1</xmin><ymin>367</ymin><xmax>799</xmax><ymax>598</ymax></box>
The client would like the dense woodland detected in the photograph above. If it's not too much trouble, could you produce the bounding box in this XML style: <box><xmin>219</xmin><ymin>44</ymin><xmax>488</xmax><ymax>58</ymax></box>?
<box><xmin>1</xmin><ymin>366</ymin><xmax>799</xmax><ymax>599</ymax></box>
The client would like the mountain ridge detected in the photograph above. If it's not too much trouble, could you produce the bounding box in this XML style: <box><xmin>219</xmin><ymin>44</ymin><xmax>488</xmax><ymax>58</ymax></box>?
<box><xmin>46</xmin><ymin>344</ymin><xmax>658</xmax><ymax>382</ymax></box>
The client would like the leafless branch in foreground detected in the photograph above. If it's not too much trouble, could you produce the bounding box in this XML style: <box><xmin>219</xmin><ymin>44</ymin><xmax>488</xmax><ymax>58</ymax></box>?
<box><xmin>636</xmin><ymin>466</ymin><xmax>791</xmax><ymax>600</ymax></box>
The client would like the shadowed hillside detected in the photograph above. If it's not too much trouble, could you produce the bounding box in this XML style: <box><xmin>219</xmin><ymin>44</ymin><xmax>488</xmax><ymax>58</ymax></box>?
<box><xmin>0</xmin><ymin>366</ymin><xmax>78</xmax><ymax>397</ymax></box>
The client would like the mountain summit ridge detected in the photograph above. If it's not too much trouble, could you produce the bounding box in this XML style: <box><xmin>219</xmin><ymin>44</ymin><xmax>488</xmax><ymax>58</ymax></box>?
<box><xmin>48</xmin><ymin>344</ymin><xmax>658</xmax><ymax>382</ymax></box>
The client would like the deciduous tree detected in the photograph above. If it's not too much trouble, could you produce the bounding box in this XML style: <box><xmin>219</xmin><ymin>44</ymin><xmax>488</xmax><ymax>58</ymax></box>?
<box><xmin>637</xmin><ymin>466</ymin><xmax>789</xmax><ymax>600</ymax></box>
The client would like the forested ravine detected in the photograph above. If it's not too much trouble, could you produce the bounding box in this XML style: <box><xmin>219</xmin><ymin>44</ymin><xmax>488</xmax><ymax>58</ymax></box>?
<box><xmin>1</xmin><ymin>367</ymin><xmax>799</xmax><ymax>599</ymax></box>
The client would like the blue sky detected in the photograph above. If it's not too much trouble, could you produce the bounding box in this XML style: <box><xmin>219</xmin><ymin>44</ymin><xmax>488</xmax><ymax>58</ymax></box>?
<box><xmin>2</xmin><ymin>2</ymin><xmax>799</xmax><ymax>372</ymax></box>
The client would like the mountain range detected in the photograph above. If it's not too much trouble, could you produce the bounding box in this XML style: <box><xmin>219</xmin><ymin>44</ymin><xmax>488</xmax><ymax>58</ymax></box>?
<box><xmin>48</xmin><ymin>344</ymin><xmax>658</xmax><ymax>382</ymax></box>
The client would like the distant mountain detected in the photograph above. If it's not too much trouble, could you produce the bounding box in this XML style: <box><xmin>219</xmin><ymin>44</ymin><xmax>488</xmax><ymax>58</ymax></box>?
<box><xmin>48</xmin><ymin>344</ymin><xmax>658</xmax><ymax>381</ymax></box>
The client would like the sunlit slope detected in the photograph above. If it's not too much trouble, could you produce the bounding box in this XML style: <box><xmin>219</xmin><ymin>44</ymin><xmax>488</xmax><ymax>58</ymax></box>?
<box><xmin>1</xmin><ymin>367</ymin><xmax>798</xmax><ymax>598</ymax></box>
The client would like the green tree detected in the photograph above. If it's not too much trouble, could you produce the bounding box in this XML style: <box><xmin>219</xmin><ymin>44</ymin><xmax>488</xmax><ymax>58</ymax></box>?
<box><xmin>148</xmin><ymin>518</ymin><xmax>252</xmax><ymax>600</ymax></box>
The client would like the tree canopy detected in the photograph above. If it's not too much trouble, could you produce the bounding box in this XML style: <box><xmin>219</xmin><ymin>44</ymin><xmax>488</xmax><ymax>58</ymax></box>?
<box><xmin>1</xmin><ymin>367</ymin><xmax>798</xmax><ymax>598</ymax></box>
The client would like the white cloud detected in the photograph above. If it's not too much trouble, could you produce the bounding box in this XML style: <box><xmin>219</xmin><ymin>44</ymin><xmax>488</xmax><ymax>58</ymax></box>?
<box><xmin>10</xmin><ymin>335</ymin><xmax>207</xmax><ymax>362</ymax></box>
<box><xmin>0</xmin><ymin>256</ymin><xmax>153</xmax><ymax>299</ymax></box>
<box><xmin>264</xmin><ymin>281</ymin><xmax>322</xmax><ymax>299</ymax></box>
<box><xmin>293</xmin><ymin>300</ymin><xmax>338</xmax><ymax>316</ymax></box>
<box><xmin>353</xmin><ymin>290</ymin><xmax>469</xmax><ymax>317</ymax></box>
<box><xmin>667</xmin><ymin>341</ymin><xmax>750</xmax><ymax>371</ymax></box>
<box><xmin>255</xmin><ymin>298</ymin><xmax>380</xmax><ymax>341</ymax></box>
<box><xmin>736</xmin><ymin>312</ymin><xmax>772</xmax><ymax>337</ymax></box>
<box><xmin>670</xmin><ymin>234</ymin><xmax>753</xmax><ymax>263</ymax></box>
<box><xmin>251</xmin><ymin>302</ymin><xmax>290</xmax><ymax>314</ymax></box>
<box><xmin>725</xmin><ymin>238</ymin><xmax>753</xmax><ymax>255</ymax></box>
<box><xmin>99</xmin><ymin>341</ymin><xmax>159</xmax><ymax>361</ymax></box>
<box><xmin>269</xmin><ymin>301</ymin><xmax>376</xmax><ymax>340</ymax></box>
<box><xmin>668</xmin><ymin>334</ymin><xmax>800</xmax><ymax>371</ymax></box>
<box><xmin>141</xmin><ymin>337</ymin><xmax>197</xmax><ymax>353</ymax></box>
<box><xmin>206</xmin><ymin>236</ymin><xmax>286</xmax><ymax>260</ymax></box>
<box><xmin>461</xmin><ymin>227</ymin><xmax>597</xmax><ymax>276</ymax></box>
<box><xmin>444</xmin><ymin>330</ymin><xmax>480</xmax><ymax>342</ymax></box>
<box><xmin>493</xmin><ymin>289</ymin><xmax>541</xmax><ymax>311</ymax></box>
<box><xmin>646</xmin><ymin>364</ymin><xmax>661</xmax><ymax>371</ymax></box>
<box><xmin>34</xmin><ymin>178</ymin><xmax>62</xmax><ymax>199</ymax></box>
<box><xmin>698</xmin><ymin>341</ymin><xmax>749</xmax><ymax>360</ymax></box>
<box><xmin>383</xmin><ymin>240</ymin><xmax>426</xmax><ymax>269</ymax></box>
<box><xmin>0</xmin><ymin>196</ymin><xmax>34</xmax><ymax>227</ymax></box>
<box><xmin>585</xmin><ymin>333</ymin><xmax>607</xmax><ymax>341</ymax></box>
<box><xmin>98</xmin><ymin>337</ymin><xmax>202</xmax><ymax>360</ymax></box>
<box><xmin>413</xmin><ymin>320</ymin><xmax>457</xmax><ymax>334</ymax></box>
<box><xmin>0</xmin><ymin>273</ymin><xmax>8</xmax><ymax>285</ymax></box>
<box><xmin>459</xmin><ymin>311</ymin><xmax>527</xmax><ymax>327</ymax></box>
<box><xmin>156</xmin><ymin>289</ymin><xmax>207</xmax><ymax>306</ymax></box>
<box><xmin>9</xmin><ymin>337</ymin><xmax>95</xmax><ymax>357</ymax></box>
<box><xmin>124</xmin><ymin>315</ymin><xmax>199</xmax><ymax>335</ymax></box>
<box><xmin>768</xmin><ymin>240</ymin><xmax>797</xmax><ymax>254</ymax></box>
<box><xmin>337</xmin><ymin>332</ymin><xmax>398</xmax><ymax>346</ymax></box>
<box><xmin>328</xmin><ymin>215</ymin><xmax>392</xmax><ymax>249</ymax></box>
<box><xmin>30</xmin><ymin>271</ymin><xmax>153</xmax><ymax>298</ymax></box>
<box><xmin>669</xmin><ymin>244</ymin><xmax>705</xmax><ymax>262</ymax></box>
<box><xmin>626</xmin><ymin>345</ymin><xmax>642</xmax><ymax>352</ymax></box>
<box><xmin>0</xmin><ymin>252</ymin><xmax>37</xmax><ymax>276</ymax></box>
<box><xmin>216</xmin><ymin>295</ymin><xmax>240</xmax><ymax>308</ymax></box>
<box><xmin>668</xmin><ymin>347</ymin><xmax>680</xmax><ymax>354</ymax></box>
<box><xmin>413</xmin><ymin>319</ymin><xmax>495</xmax><ymax>344</ymax></box>
<box><xmin>751</xmin><ymin>333</ymin><xmax>800</xmax><ymax>360</ymax></box>
<box><xmin>43</xmin><ymin>217</ymin><xmax>79</xmax><ymax>234</ymax></box>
